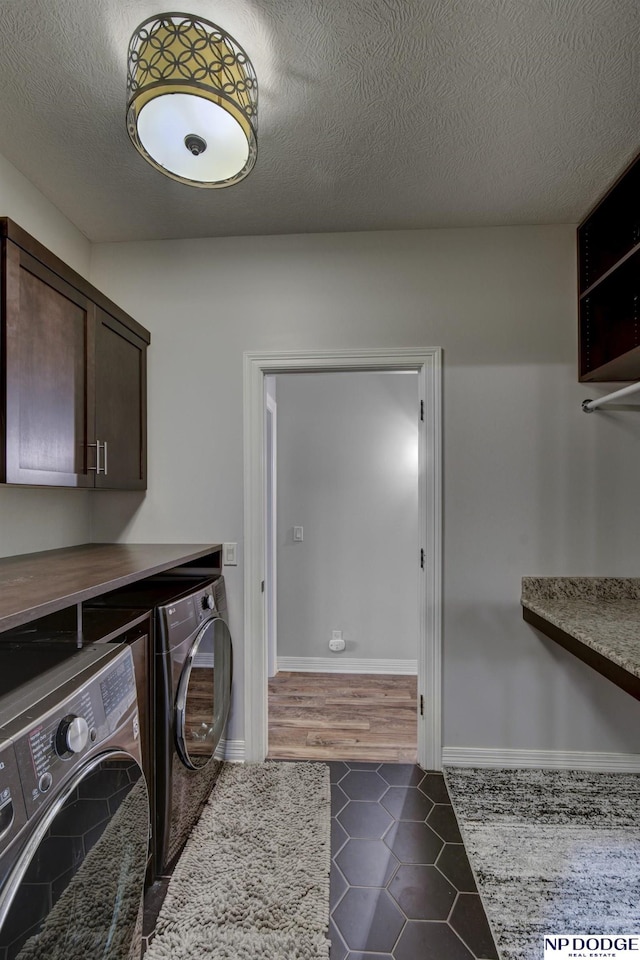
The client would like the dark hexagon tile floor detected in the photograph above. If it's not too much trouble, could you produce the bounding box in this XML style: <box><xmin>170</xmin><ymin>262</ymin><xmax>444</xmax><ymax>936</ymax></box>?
<box><xmin>330</xmin><ymin>762</ymin><xmax>498</xmax><ymax>960</ymax></box>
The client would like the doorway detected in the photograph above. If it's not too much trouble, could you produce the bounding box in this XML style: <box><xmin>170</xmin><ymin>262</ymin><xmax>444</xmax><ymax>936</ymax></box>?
<box><xmin>243</xmin><ymin>348</ymin><xmax>442</xmax><ymax>769</ymax></box>
<box><xmin>266</xmin><ymin>370</ymin><xmax>420</xmax><ymax>761</ymax></box>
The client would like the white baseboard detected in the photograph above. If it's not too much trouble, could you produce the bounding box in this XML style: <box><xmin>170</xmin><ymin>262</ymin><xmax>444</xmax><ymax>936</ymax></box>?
<box><xmin>276</xmin><ymin>656</ymin><xmax>417</xmax><ymax>675</ymax></box>
<box><xmin>442</xmin><ymin>746</ymin><xmax>640</xmax><ymax>773</ymax></box>
<box><xmin>214</xmin><ymin>739</ymin><xmax>245</xmax><ymax>762</ymax></box>
<box><xmin>193</xmin><ymin>653</ymin><xmax>214</xmax><ymax>668</ymax></box>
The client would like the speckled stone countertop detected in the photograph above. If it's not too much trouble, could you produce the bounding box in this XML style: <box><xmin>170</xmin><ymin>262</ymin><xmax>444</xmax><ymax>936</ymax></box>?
<box><xmin>521</xmin><ymin>577</ymin><xmax>640</xmax><ymax>681</ymax></box>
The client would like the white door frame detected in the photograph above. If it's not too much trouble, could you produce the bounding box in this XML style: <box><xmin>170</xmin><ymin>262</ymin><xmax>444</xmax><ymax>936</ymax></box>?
<box><xmin>265</xmin><ymin>390</ymin><xmax>277</xmax><ymax>678</ymax></box>
<box><xmin>243</xmin><ymin>348</ymin><xmax>442</xmax><ymax>769</ymax></box>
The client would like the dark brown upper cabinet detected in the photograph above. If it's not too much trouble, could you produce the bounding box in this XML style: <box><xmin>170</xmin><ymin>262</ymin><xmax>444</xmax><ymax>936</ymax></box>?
<box><xmin>578</xmin><ymin>152</ymin><xmax>640</xmax><ymax>381</ymax></box>
<box><xmin>94</xmin><ymin>309</ymin><xmax>147</xmax><ymax>489</ymax></box>
<box><xmin>0</xmin><ymin>219</ymin><xmax>149</xmax><ymax>489</ymax></box>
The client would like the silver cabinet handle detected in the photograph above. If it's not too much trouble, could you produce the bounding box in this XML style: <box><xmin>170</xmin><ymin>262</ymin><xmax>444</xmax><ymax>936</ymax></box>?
<box><xmin>87</xmin><ymin>441</ymin><xmax>100</xmax><ymax>473</ymax></box>
<box><xmin>88</xmin><ymin>441</ymin><xmax>107</xmax><ymax>475</ymax></box>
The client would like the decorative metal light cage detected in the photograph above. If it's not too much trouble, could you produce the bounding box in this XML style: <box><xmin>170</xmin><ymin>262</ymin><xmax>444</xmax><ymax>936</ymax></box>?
<box><xmin>126</xmin><ymin>13</ymin><xmax>258</xmax><ymax>188</ymax></box>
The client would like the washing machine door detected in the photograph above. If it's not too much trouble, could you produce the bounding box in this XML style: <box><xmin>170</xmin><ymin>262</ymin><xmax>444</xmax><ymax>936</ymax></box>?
<box><xmin>175</xmin><ymin>616</ymin><xmax>232</xmax><ymax>770</ymax></box>
<box><xmin>0</xmin><ymin>752</ymin><xmax>148</xmax><ymax>960</ymax></box>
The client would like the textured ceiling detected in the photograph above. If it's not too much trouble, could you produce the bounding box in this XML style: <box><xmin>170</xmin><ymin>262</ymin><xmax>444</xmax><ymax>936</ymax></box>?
<box><xmin>0</xmin><ymin>0</ymin><xmax>638</xmax><ymax>242</ymax></box>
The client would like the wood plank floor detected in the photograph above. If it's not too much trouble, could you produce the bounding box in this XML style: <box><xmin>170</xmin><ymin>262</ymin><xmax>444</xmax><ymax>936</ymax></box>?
<box><xmin>267</xmin><ymin>672</ymin><xmax>417</xmax><ymax>762</ymax></box>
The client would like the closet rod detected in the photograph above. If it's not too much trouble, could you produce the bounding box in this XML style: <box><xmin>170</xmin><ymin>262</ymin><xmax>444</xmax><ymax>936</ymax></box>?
<box><xmin>582</xmin><ymin>381</ymin><xmax>640</xmax><ymax>412</ymax></box>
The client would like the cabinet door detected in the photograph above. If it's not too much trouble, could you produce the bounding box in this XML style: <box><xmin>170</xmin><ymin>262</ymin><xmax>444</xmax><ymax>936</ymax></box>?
<box><xmin>3</xmin><ymin>241</ymin><xmax>95</xmax><ymax>486</ymax></box>
<box><xmin>94</xmin><ymin>309</ymin><xmax>147</xmax><ymax>489</ymax></box>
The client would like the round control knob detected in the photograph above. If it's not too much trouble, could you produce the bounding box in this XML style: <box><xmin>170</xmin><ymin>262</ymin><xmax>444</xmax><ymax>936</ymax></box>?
<box><xmin>202</xmin><ymin>594</ymin><xmax>214</xmax><ymax>610</ymax></box>
<box><xmin>38</xmin><ymin>772</ymin><xmax>53</xmax><ymax>794</ymax></box>
<box><xmin>56</xmin><ymin>715</ymin><xmax>89</xmax><ymax>756</ymax></box>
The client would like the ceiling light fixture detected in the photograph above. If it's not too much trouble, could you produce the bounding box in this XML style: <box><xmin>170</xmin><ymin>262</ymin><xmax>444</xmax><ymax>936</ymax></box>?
<box><xmin>126</xmin><ymin>13</ymin><xmax>258</xmax><ymax>188</ymax></box>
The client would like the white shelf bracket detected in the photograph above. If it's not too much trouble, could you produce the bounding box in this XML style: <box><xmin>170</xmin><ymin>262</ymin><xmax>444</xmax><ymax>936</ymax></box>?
<box><xmin>582</xmin><ymin>381</ymin><xmax>640</xmax><ymax>412</ymax></box>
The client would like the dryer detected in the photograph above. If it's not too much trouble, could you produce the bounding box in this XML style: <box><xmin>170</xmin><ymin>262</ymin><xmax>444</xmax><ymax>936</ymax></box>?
<box><xmin>0</xmin><ymin>642</ymin><xmax>149</xmax><ymax>960</ymax></box>
<box><xmin>88</xmin><ymin>576</ymin><xmax>232</xmax><ymax>875</ymax></box>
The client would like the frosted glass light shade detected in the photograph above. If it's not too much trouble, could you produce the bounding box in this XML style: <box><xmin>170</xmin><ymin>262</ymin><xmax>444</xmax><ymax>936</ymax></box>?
<box><xmin>126</xmin><ymin>14</ymin><xmax>258</xmax><ymax>187</ymax></box>
<box><xmin>137</xmin><ymin>94</ymin><xmax>249</xmax><ymax>182</ymax></box>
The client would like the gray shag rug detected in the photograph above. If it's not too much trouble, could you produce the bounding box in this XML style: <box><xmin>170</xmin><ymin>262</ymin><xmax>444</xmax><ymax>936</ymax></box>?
<box><xmin>445</xmin><ymin>767</ymin><xmax>640</xmax><ymax>960</ymax></box>
<box><xmin>146</xmin><ymin>761</ymin><xmax>331</xmax><ymax>960</ymax></box>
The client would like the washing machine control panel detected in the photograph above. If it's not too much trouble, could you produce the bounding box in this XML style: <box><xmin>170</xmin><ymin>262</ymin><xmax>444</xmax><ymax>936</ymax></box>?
<box><xmin>164</xmin><ymin>585</ymin><xmax>217</xmax><ymax>642</ymax></box>
<box><xmin>13</xmin><ymin>650</ymin><xmax>137</xmax><ymax>818</ymax></box>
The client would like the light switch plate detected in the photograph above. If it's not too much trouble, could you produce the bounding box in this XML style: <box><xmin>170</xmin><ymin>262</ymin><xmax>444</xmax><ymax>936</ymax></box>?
<box><xmin>293</xmin><ymin>526</ymin><xmax>304</xmax><ymax>541</ymax></box>
<box><xmin>223</xmin><ymin>542</ymin><xmax>237</xmax><ymax>565</ymax></box>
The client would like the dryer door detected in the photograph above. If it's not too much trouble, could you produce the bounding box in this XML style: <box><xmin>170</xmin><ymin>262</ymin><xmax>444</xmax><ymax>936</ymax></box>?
<box><xmin>0</xmin><ymin>752</ymin><xmax>148</xmax><ymax>960</ymax></box>
<box><xmin>175</xmin><ymin>617</ymin><xmax>232</xmax><ymax>770</ymax></box>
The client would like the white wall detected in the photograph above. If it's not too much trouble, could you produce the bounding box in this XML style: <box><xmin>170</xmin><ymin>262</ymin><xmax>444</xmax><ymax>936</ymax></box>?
<box><xmin>276</xmin><ymin>372</ymin><xmax>418</xmax><ymax>665</ymax></box>
<box><xmin>0</xmin><ymin>151</ymin><xmax>92</xmax><ymax>558</ymax></box>
<box><xmin>89</xmin><ymin>225</ymin><xmax>640</xmax><ymax>753</ymax></box>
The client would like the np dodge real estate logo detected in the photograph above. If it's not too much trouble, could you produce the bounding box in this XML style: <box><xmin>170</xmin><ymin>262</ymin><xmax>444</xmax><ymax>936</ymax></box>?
<box><xmin>544</xmin><ymin>936</ymin><xmax>640</xmax><ymax>959</ymax></box>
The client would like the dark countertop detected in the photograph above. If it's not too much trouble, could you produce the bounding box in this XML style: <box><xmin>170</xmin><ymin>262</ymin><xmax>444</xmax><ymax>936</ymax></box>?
<box><xmin>0</xmin><ymin>543</ymin><xmax>221</xmax><ymax>632</ymax></box>
<box><xmin>521</xmin><ymin>577</ymin><xmax>640</xmax><ymax>695</ymax></box>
